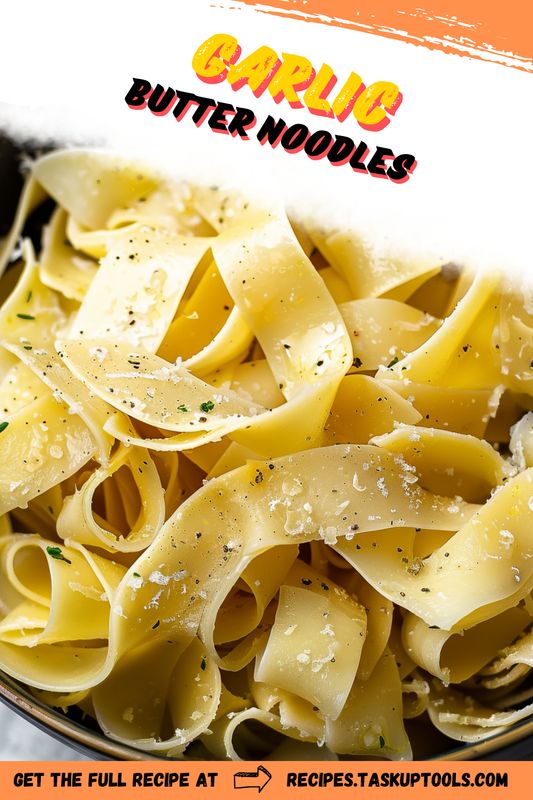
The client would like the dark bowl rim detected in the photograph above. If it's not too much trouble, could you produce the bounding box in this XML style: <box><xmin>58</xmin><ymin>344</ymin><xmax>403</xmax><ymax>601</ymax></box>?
<box><xmin>1</xmin><ymin>135</ymin><xmax>533</xmax><ymax>763</ymax></box>
<box><xmin>2</xmin><ymin>671</ymin><xmax>533</xmax><ymax>761</ymax></box>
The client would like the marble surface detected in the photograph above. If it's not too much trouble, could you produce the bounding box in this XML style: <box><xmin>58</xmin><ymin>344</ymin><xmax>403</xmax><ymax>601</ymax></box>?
<box><xmin>0</xmin><ymin>702</ymin><xmax>87</xmax><ymax>760</ymax></box>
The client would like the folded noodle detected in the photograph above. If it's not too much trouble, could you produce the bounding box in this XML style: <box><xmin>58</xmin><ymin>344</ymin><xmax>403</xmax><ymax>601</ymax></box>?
<box><xmin>1</xmin><ymin>148</ymin><xmax>532</xmax><ymax>760</ymax></box>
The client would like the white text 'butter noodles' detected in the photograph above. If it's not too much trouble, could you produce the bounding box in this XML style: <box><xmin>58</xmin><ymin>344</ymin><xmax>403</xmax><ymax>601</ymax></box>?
<box><xmin>0</xmin><ymin>149</ymin><xmax>532</xmax><ymax>759</ymax></box>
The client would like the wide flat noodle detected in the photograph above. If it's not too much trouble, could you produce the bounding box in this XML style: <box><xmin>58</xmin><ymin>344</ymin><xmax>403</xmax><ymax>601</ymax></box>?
<box><xmin>2</xmin><ymin>148</ymin><xmax>533</xmax><ymax>760</ymax></box>
<box><xmin>325</xmin><ymin>650</ymin><xmax>411</xmax><ymax>759</ymax></box>
<box><xmin>340</xmin><ymin>299</ymin><xmax>441</xmax><ymax>371</ymax></box>
<box><xmin>0</xmin><ymin>536</ymin><xmax>124</xmax><ymax>690</ymax></box>
<box><xmin>311</xmin><ymin>227</ymin><xmax>439</xmax><ymax>301</ymax></box>
<box><xmin>251</xmin><ymin>678</ymin><xmax>325</xmax><ymax>743</ymax></box>
<box><xmin>33</xmin><ymin>150</ymin><xmax>158</xmax><ymax>230</ymax></box>
<box><xmin>323</xmin><ymin>375</ymin><xmax>421</xmax><ymax>445</ymax></box>
<box><xmin>70</xmin><ymin>229</ymin><xmax>211</xmax><ymax>352</ymax></box>
<box><xmin>0</xmin><ymin>360</ymin><xmax>48</xmax><ymax>416</ymax></box>
<box><xmin>40</xmin><ymin>208</ymin><xmax>98</xmax><ymax>301</ymax></box>
<box><xmin>500</xmin><ymin>287</ymin><xmax>533</xmax><ymax>396</ymax></box>
<box><xmin>0</xmin><ymin>392</ymin><xmax>95</xmax><ymax>515</ymax></box>
<box><xmin>381</xmin><ymin>380</ymin><xmax>500</xmax><ymax>438</ymax></box>
<box><xmin>371</xmin><ymin>425</ymin><xmax>514</xmax><ymax>502</ymax></box>
<box><xmin>402</xmin><ymin>607</ymin><xmax>530</xmax><ymax>683</ymax></box>
<box><xmin>427</xmin><ymin>680</ymin><xmax>533</xmax><ymax>743</ymax></box>
<box><xmin>336</xmin><ymin>468</ymin><xmax>533</xmax><ymax>631</ymax></box>
<box><xmin>58</xmin><ymin>339</ymin><xmax>263</xmax><ymax>439</ymax></box>
<box><xmin>381</xmin><ymin>270</ymin><xmax>502</xmax><ymax>389</ymax></box>
<box><xmin>254</xmin><ymin>581</ymin><xmax>366</xmax><ymax>719</ymax></box>
<box><xmin>56</xmin><ymin>443</ymin><xmax>165</xmax><ymax>553</ymax></box>
<box><xmin>59</xmin><ymin>211</ymin><xmax>352</xmax><ymax>456</ymax></box>
<box><xmin>204</xmin><ymin>545</ymin><xmax>298</xmax><ymax>671</ymax></box>
<box><xmin>15</xmin><ymin>443</ymin><xmax>470</xmax><ymax>751</ymax></box>
<box><xmin>110</xmin><ymin>443</ymin><xmax>473</xmax><ymax>652</ymax></box>
<box><xmin>0</xmin><ymin>244</ymin><xmax>113</xmax><ymax>461</ymax></box>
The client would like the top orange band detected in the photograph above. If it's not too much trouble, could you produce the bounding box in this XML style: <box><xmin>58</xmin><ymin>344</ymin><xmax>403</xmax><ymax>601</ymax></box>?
<box><xmin>231</xmin><ymin>1</ymin><xmax>533</xmax><ymax>72</ymax></box>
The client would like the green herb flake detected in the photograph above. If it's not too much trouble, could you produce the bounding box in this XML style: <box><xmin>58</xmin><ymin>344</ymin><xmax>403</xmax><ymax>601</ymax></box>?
<box><xmin>46</xmin><ymin>545</ymin><xmax>71</xmax><ymax>564</ymax></box>
<box><xmin>352</xmin><ymin>357</ymin><xmax>363</xmax><ymax>368</ymax></box>
<box><xmin>133</xmin><ymin>572</ymin><xmax>141</xmax><ymax>578</ymax></box>
<box><xmin>177</xmin><ymin>404</ymin><xmax>189</xmax><ymax>412</ymax></box>
<box><xmin>200</xmin><ymin>656</ymin><xmax>207</xmax><ymax>671</ymax></box>
<box><xmin>200</xmin><ymin>400</ymin><xmax>215</xmax><ymax>413</ymax></box>
<box><xmin>16</xmin><ymin>313</ymin><xmax>35</xmax><ymax>321</ymax></box>
<box><xmin>0</xmin><ymin>421</ymin><xmax>8</xmax><ymax>433</ymax></box>
<box><xmin>379</xmin><ymin>735</ymin><xmax>385</xmax><ymax>748</ymax></box>
<box><xmin>387</xmin><ymin>356</ymin><xmax>400</xmax><ymax>368</ymax></box>
<box><xmin>152</xmin><ymin>620</ymin><xmax>160</xmax><ymax>630</ymax></box>
<box><xmin>23</xmin><ymin>345</ymin><xmax>32</xmax><ymax>350</ymax></box>
<box><xmin>26</xmin><ymin>290</ymin><xmax>32</xmax><ymax>303</ymax></box>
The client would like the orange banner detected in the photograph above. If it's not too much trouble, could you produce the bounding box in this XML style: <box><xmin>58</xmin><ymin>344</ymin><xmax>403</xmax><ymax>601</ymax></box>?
<box><xmin>0</xmin><ymin>762</ymin><xmax>530</xmax><ymax>800</ymax></box>
<box><xmin>230</xmin><ymin>1</ymin><xmax>533</xmax><ymax>72</ymax></box>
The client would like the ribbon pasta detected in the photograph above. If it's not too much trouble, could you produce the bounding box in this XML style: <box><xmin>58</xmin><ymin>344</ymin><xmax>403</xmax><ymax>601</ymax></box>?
<box><xmin>0</xmin><ymin>148</ymin><xmax>532</xmax><ymax>760</ymax></box>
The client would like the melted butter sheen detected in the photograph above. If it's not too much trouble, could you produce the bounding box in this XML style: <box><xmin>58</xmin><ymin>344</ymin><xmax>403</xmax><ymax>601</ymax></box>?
<box><xmin>0</xmin><ymin>149</ymin><xmax>531</xmax><ymax>759</ymax></box>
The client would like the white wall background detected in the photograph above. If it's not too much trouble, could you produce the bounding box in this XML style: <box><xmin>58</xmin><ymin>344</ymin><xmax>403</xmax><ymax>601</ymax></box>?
<box><xmin>0</xmin><ymin>0</ymin><xmax>531</xmax><ymax>277</ymax></box>
<box><xmin>0</xmin><ymin>705</ymin><xmax>86</xmax><ymax>759</ymax></box>
<box><xmin>0</xmin><ymin>0</ymin><xmax>532</xmax><ymax>758</ymax></box>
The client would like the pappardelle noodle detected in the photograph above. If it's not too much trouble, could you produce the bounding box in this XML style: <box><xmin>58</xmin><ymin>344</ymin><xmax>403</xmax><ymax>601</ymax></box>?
<box><xmin>1</xmin><ymin>149</ymin><xmax>533</xmax><ymax>759</ymax></box>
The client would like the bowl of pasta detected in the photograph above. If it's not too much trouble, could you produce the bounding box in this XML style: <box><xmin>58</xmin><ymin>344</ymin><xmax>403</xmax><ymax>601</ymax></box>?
<box><xmin>1</xmin><ymin>134</ymin><xmax>533</xmax><ymax>761</ymax></box>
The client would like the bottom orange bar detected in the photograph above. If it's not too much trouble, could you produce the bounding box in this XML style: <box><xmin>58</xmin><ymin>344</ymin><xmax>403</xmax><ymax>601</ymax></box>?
<box><xmin>1</xmin><ymin>761</ymin><xmax>530</xmax><ymax>800</ymax></box>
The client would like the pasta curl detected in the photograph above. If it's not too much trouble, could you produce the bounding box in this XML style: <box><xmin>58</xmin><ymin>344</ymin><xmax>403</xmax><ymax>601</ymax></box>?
<box><xmin>0</xmin><ymin>148</ymin><xmax>531</xmax><ymax>760</ymax></box>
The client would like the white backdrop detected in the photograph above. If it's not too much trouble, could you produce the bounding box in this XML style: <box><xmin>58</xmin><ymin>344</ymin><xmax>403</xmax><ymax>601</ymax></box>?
<box><xmin>0</xmin><ymin>0</ymin><xmax>531</xmax><ymax>276</ymax></box>
<box><xmin>0</xmin><ymin>0</ymin><xmax>532</xmax><ymax>758</ymax></box>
